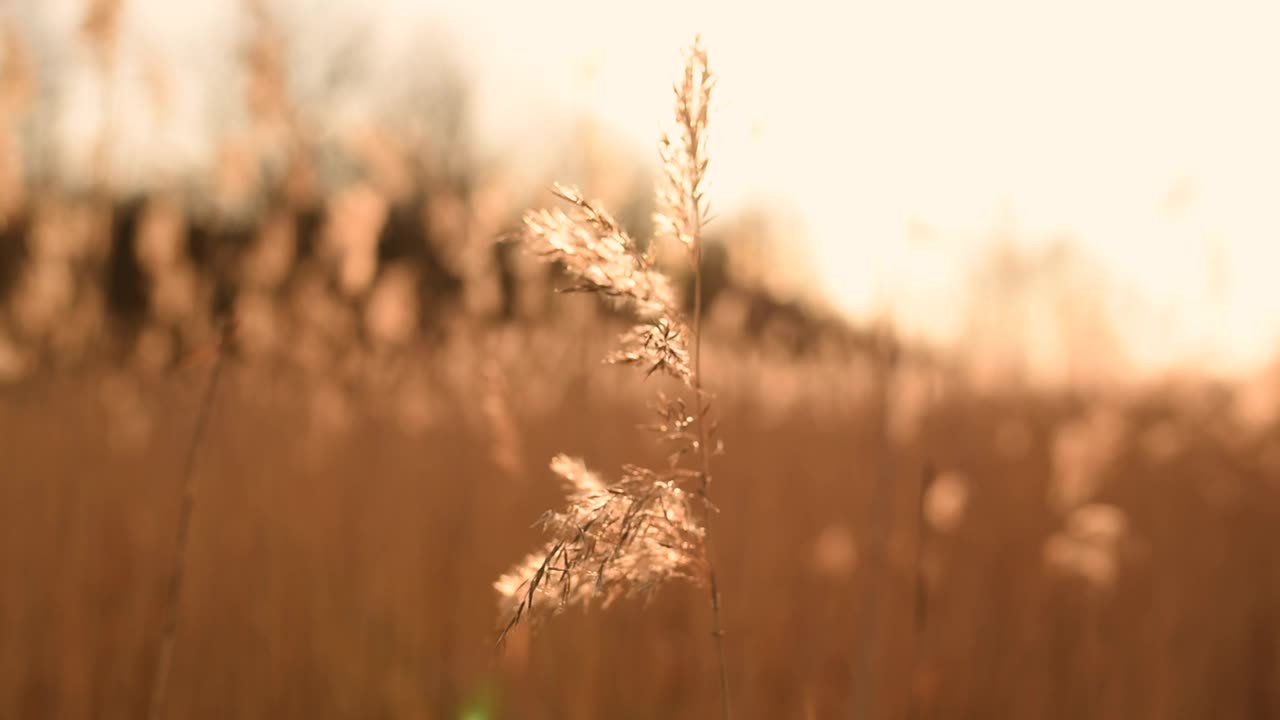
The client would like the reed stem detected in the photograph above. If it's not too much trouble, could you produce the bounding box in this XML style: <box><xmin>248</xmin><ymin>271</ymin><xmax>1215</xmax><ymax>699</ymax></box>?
<box><xmin>693</xmin><ymin>213</ymin><xmax>732</xmax><ymax>720</ymax></box>
<box><xmin>148</xmin><ymin>323</ymin><xmax>228</xmax><ymax>720</ymax></box>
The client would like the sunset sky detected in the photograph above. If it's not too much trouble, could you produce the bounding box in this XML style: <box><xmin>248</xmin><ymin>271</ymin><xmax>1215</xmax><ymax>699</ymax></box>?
<box><xmin>13</xmin><ymin>0</ymin><xmax>1280</xmax><ymax>378</ymax></box>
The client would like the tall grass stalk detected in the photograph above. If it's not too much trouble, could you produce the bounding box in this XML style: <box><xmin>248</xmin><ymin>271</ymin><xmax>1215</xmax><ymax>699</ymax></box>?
<box><xmin>690</xmin><ymin>144</ymin><xmax>731</xmax><ymax>720</ymax></box>
<box><xmin>850</xmin><ymin>335</ymin><xmax>898</xmax><ymax>720</ymax></box>
<box><xmin>907</xmin><ymin>463</ymin><xmax>937</xmax><ymax>720</ymax></box>
<box><xmin>147</xmin><ymin>322</ymin><xmax>230</xmax><ymax>720</ymax></box>
<box><xmin>493</xmin><ymin>36</ymin><xmax>731</xmax><ymax>718</ymax></box>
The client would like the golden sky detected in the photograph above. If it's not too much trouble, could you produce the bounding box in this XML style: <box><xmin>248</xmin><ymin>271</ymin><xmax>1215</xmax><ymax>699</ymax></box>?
<box><xmin>449</xmin><ymin>0</ymin><xmax>1280</xmax><ymax>379</ymax></box>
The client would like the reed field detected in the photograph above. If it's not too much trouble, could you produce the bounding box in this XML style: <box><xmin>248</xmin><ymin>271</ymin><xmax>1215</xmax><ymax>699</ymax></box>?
<box><xmin>3</xmin><ymin>338</ymin><xmax>1279</xmax><ymax>718</ymax></box>
<box><xmin>2</xmin><ymin>4</ymin><xmax>1280</xmax><ymax>719</ymax></box>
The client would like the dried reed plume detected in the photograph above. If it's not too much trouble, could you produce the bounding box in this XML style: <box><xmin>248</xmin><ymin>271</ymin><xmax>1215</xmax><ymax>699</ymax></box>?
<box><xmin>494</xmin><ymin>37</ymin><xmax>731</xmax><ymax>717</ymax></box>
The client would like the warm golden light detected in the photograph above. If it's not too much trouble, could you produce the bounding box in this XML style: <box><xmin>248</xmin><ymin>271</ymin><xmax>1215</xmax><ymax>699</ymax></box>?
<box><xmin>32</xmin><ymin>0</ymin><xmax>1280</xmax><ymax>380</ymax></box>
<box><xmin>455</xmin><ymin>0</ymin><xmax>1280</xmax><ymax>378</ymax></box>
<box><xmin>4</xmin><ymin>7</ymin><xmax>1280</xmax><ymax>718</ymax></box>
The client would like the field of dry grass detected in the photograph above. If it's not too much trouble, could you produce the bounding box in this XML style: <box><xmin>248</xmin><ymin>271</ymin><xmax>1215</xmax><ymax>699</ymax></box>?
<box><xmin>3</xmin><ymin>12</ymin><xmax>1279</xmax><ymax>719</ymax></box>
<box><xmin>2</xmin><ymin>333</ymin><xmax>1277</xmax><ymax>719</ymax></box>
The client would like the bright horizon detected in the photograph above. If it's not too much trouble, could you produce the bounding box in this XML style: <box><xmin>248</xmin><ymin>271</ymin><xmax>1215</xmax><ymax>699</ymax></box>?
<box><xmin>452</xmin><ymin>0</ymin><xmax>1280</xmax><ymax>381</ymax></box>
<box><xmin>13</xmin><ymin>0</ymin><xmax>1280</xmax><ymax>380</ymax></box>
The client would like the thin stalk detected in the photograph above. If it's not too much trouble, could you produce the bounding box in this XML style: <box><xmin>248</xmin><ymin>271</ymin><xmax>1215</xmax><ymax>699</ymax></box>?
<box><xmin>850</xmin><ymin>337</ymin><xmax>898</xmax><ymax>720</ymax></box>
<box><xmin>148</xmin><ymin>324</ymin><xmax>228</xmax><ymax>720</ymax></box>
<box><xmin>907</xmin><ymin>463</ymin><xmax>937</xmax><ymax>720</ymax></box>
<box><xmin>692</xmin><ymin>214</ymin><xmax>731</xmax><ymax>720</ymax></box>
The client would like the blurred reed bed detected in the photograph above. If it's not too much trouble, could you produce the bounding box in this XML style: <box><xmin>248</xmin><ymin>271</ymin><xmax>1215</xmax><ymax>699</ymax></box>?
<box><xmin>2</xmin><ymin>333</ymin><xmax>1279</xmax><ymax>718</ymax></box>
<box><xmin>0</xmin><ymin>1</ymin><xmax>842</xmax><ymax>389</ymax></box>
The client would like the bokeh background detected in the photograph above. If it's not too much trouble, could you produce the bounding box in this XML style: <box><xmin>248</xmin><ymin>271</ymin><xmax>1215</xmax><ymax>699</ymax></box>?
<box><xmin>1</xmin><ymin>1</ymin><xmax>1279</xmax><ymax>718</ymax></box>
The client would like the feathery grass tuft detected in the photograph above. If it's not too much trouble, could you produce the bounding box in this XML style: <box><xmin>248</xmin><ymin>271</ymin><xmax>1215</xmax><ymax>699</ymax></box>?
<box><xmin>493</xmin><ymin>34</ymin><xmax>732</xmax><ymax>718</ymax></box>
